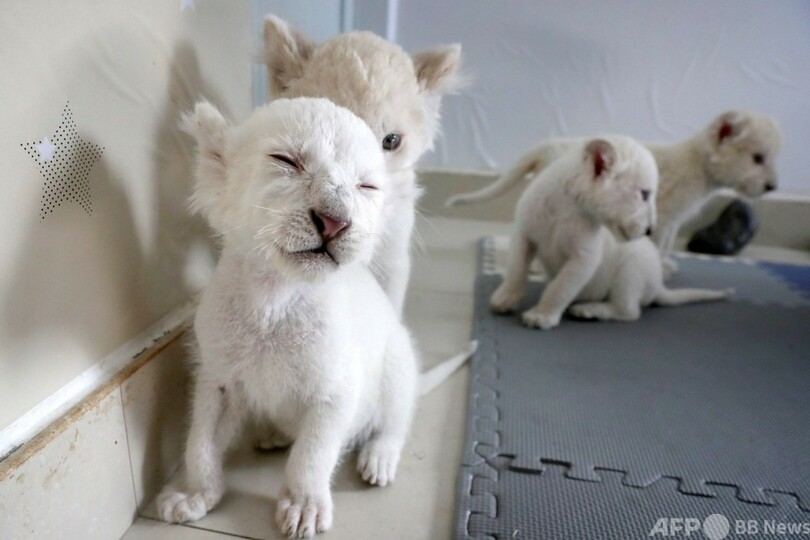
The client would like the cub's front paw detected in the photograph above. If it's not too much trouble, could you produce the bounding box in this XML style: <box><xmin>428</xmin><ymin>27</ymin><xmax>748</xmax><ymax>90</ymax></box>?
<box><xmin>521</xmin><ymin>307</ymin><xmax>560</xmax><ymax>330</ymax></box>
<box><xmin>276</xmin><ymin>485</ymin><xmax>333</xmax><ymax>538</ymax></box>
<box><xmin>490</xmin><ymin>285</ymin><xmax>524</xmax><ymax>314</ymax></box>
<box><xmin>357</xmin><ymin>439</ymin><xmax>401</xmax><ymax>487</ymax></box>
<box><xmin>156</xmin><ymin>487</ymin><xmax>220</xmax><ymax>523</ymax></box>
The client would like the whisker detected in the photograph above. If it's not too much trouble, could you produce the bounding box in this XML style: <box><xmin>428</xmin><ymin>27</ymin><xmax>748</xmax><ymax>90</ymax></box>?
<box><xmin>411</xmin><ymin>226</ymin><xmax>427</xmax><ymax>256</ymax></box>
<box><xmin>254</xmin><ymin>222</ymin><xmax>282</xmax><ymax>239</ymax></box>
<box><xmin>219</xmin><ymin>222</ymin><xmax>251</xmax><ymax>236</ymax></box>
<box><xmin>415</xmin><ymin>205</ymin><xmax>450</xmax><ymax>245</ymax></box>
<box><xmin>367</xmin><ymin>257</ymin><xmax>387</xmax><ymax>279</ymax></box>
<box><xmin>252</xmin><ymin>204</ymin><xmax>285</xmax><ymax>215</ymax></box>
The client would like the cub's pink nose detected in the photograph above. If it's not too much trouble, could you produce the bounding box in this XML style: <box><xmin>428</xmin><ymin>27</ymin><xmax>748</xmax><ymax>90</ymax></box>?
<box><xmin>311</xmin><ymin>210</ymin><xmax>350</xmax><ymax>241</ymax></box>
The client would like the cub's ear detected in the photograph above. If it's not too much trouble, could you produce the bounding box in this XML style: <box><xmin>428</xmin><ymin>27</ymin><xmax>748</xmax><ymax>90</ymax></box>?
<box><xmin>584</xmin><ymin>139</ymin><xmax>616</xmax><ymax>179</ymax></box>
<box><xmin>711</xmin><ymin>110</ymin><xmax>750</xmax><ymax>145</ymax></box>
<box><xmin>412</xmin><ymin>44</ymin><xmax>463</xmax><ymax>94</ymax></box>
<box><xmin>263</xmin><ymin>15</ymin><xmax>316</xmax><ymax>96</ymax></box>
<box><xmin>182</xmin><ymin>101</ymin><xmax>229</xmax><ymax>220</ymax></box>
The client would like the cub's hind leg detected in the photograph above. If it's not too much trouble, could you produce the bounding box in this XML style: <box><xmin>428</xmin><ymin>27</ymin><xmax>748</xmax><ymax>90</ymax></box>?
<box><xmin>655</xmin><ymin>223</ymin><xmax>680</xmax><ymax>278</ymax></box>
<box><xmin>569</xmin><ymin>267</ymin><xmax>643</xmax><ymax>322</ymax></box>
<box><xmin>568</xmin><ymin>299</ymin><xmax>641</xmax><ymax>321</ymax></box>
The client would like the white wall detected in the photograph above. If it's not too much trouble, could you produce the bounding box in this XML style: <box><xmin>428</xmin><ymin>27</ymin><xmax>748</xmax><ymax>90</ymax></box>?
<box><xmin>0</xmin><ymin>0</ymin><xmax>252</xmax><ymax>433</ymax></box>
<box><xmin>252</xmin><ymin>0</ymin><xmax>348</xmax><ymax>105</ymax></box>
<box><xmin>385</xmin><ymin>0</ymin><xmax>810</xmax><ymax>193</ymax></box>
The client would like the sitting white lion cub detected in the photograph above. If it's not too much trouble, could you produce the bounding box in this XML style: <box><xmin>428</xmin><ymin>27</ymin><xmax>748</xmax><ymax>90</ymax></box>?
<box><xmin>490</xmin><ymin>136</ymin><xmax>731</xmax><ymax>329</ymax></box>
<box><xmin>156</xmin><ymin>98</ymin><xmax>471</xmax><ymax>538</ymax></box>
<box><xmin>264</xmin><ymin>15</ymin><xmax>462</xmax><ymax>315</ymax></box>
<box><xmin>448</xmin><ymin>111</ymin><xmax>781</xmax><ymax>275</ymax></box>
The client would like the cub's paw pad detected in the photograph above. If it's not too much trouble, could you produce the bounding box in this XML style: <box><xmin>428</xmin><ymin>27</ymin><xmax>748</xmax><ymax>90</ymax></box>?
<box><xmin>156</xmin><ymin>489</ymin><xmax>210</xmax><ymax>523</ymax></box>
<box><xmin>357</xmin><ymin>440</ymin><xmax>401</xmax><ymax>487</ymax></box>
<box><xmin>521</xmin><ymin>308</ymin><xmax>559</xmax><ymax>330</ymax></box>
<box><xmin>276</xmin><ymin>488</ymin><xmax>333</xmax><ymax>538</ymax></box>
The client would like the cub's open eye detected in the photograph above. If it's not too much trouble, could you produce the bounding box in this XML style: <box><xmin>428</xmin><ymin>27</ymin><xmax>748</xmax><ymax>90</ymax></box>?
<box><xmin>382</xmin><ymin>133</ymin><xmax>402</xmax><ymax>152</ymax></box>
<box><xmin>358</xmin><ymin>183</ymin><xmax>379</xmax><ymax>191</ymax></box>
<box><xmin>753</xmin><ymin>153</ymin><xmax>765</xmax><ymax>165</ymax></box>
<box><xmin>269</xmin><ymin>153</ymin><xmax>302</xmax><ymax>170</ymax></box>
<box><xmin>640</xmin><ymin>189</ymin><xmax>651</xmax><ymax>202</ymax></box>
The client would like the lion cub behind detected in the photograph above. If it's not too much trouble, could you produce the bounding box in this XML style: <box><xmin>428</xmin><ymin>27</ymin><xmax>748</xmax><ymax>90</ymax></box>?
<box><xmin>490</xmin><ymin>136</ymin><xmax>731</xmax><ymax>329</ymax></box>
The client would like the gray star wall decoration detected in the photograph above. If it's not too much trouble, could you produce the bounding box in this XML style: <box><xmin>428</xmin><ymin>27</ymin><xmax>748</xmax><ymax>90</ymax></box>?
<box><xmin>21</xmin><ymin>102</ymin><xmax>105</xmax><ymax>220</ymax></box>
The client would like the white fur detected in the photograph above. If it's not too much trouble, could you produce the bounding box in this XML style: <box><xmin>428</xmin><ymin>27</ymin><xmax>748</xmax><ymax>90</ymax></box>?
<box><xmin>650</xmin><ymin>111</ymin><xmax>781</xmax><ymax>273</ymax></box>
<box><xmin>447</xmin><ymin>111</ymin><xmax>781</xmax><ymax>275</ymax></box>
<box><xmin>158</xmin><ymin>98</ymin><xmax>427</xmax><ymax>538</ymax></box>
<box><xmin>264</xmin><ymin>15</ymin><xmax>462</xmax><ymax>316</ymax></box>
<box><xmin>490</xmin><ymin>136</ymin><xmax>731</xmax><ymax>330</ymax></box>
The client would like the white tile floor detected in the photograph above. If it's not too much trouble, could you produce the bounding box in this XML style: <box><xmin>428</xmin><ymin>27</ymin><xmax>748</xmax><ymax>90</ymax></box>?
<box><xmin>121</xmin><ymin>216</ymin><xmax>810</xmax><ymax>540</ymax></box>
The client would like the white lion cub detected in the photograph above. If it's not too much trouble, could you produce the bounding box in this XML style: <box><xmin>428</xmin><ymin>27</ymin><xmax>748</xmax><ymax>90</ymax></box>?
<box><xmin>264</xmin><ymin>15</ymin><xmax>462</xmax><ymax>316</ymax></box>
<box><xmin>157</xmin><ymin>98</ymin><xmax>426</xmax><ymax>538</ymax></box>
<box><xmin>448</xmin><ymin>111</ymin><xmax>781</xmax><ymax>275</ymax></box>
<box><xmin>649</xmin><ymin>111</ymin><xmax>780</xmax><ymax>272</ymax></box>
<box><xmin>491</xmin><ymin>136</ymin><xmax>731</xmax><ymax>329</ymax></box>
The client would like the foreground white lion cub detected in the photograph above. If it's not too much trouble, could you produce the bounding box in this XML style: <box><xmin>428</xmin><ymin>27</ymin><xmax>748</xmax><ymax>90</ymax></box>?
<box><xmin>264</xmin><ymin>15</ymin><xmax>462</xmax><ymax>315</ymax></box>
<box><xmin>448</xmin><ymin>111</ymin><xmax>781</xmax><ymax>274</ymax></box>
<box><xmin>157</xmin><ymin>98</ymin><xmax>470</xmax><ymax>538</ymax></box>
<box><xmin>490</xmin><ymin>136</ymin><xmax>731</xmax><ymax>329</ymax></box>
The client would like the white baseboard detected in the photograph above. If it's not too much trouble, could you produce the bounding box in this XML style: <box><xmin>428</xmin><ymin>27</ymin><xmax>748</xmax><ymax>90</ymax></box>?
<box><xmin>0</xmin><ymin>303</ymin><xmax>195</xmax><ymax>461</ymax></box>
<box><xmin>418</xmin><ymin>168</ymin><xmax>810</xmax><ymax>252</ymax></box>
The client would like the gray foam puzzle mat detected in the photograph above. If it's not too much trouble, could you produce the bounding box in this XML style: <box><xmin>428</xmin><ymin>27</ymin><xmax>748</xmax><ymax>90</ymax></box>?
<box><xmin>459</xmin><ymin>458</ymin><xmax>810</xmax><ymax>540</ymax></box>
<box><xmin>455</xmin><ymin>238</ymin><xmax>810</xmax><ymax>539</ymax></box>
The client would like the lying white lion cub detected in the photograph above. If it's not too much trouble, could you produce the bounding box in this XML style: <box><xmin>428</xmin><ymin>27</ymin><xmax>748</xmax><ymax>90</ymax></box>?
<box><xmin>157</xmin><ymin>98</ymin><xmax>472</xmax><ymax>538</ymax></box>
<box><xmin>490</xmin><ymin>136</ymin><xmax>732</xmax><ymax>329</ymax></box>
<box><xmin>448</xmin><ymin>111</ymin><xmax>781</xmax><ymax>275</ymax></box>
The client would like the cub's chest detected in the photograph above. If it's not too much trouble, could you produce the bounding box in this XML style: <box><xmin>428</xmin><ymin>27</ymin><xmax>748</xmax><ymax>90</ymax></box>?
<box><xmin>235</xmin><ymin>301</ymin><xmax>323</xmax><ymax>358</ymax></box>
<box><xmin>209</xmin><ymin>299</ymin><xmax>335</xmax><ymax>401</ymax></box>
<box><xmin>198</xmin><ymin>288</ymin><xmax>328</xmax><ymax>366</ymax></box>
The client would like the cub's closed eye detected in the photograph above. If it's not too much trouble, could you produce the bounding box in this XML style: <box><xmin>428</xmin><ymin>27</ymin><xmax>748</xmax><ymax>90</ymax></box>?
<box><xmin>358</xmin><ymin>183</ymin><xmax>379</xmax><ymax>191</ymax></box>
<box><xmin>753</xmin><ymin>153</ymin><xmax>765</xmax><ymax>165</ymax></box>
<box><xmin>269</xmin><ymin>153</ymin><xmax>302</xmax><ymax>170</ymax></box>
<box><xmin>640</xmin><ymin>189</ymin><xmax>651</xmax><ymax>202</ymax></box>
<box><xmin>382</xmin><ymin>133</ymin><xmax>402</xmax><ymax>152</ymax></box>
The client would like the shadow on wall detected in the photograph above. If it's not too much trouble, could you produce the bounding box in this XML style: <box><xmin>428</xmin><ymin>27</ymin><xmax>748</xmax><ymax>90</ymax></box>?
<box><xmin>144</xmin><ymin>40</ymin><xmax>230</xmax><ymax>309</ymax></box>
<box><xmin>128</xmin><ymin>41</ymin><xmax>233</xmax><ymax>507</ymax></box>
<box><xmin>0</xmin><ymin>39</ymin><xmax>226</xmax><ymax>426</ymax></box>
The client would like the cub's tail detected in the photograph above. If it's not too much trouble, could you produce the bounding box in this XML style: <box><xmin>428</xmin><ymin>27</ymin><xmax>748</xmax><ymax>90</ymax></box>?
<box><xmin>654</xmin><ymin>287</ymin><xmax>734</xmax><ymax>306</ymax></box>
<box><xmin>419</xmin><ymin>340</ymin><xmax>478</xmax><ymax>396</ymax></box>
<box><xmin>444</xmin><ymin>142</ymin><xmax>564</xmax><ymax>207</ymax></box>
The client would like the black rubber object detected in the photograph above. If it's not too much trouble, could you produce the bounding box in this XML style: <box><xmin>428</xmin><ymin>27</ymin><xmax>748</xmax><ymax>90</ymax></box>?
<box><xmin>687</xmin><ymin>199</ymin><xmax>759</xmax><ymax>255</ymax></box>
